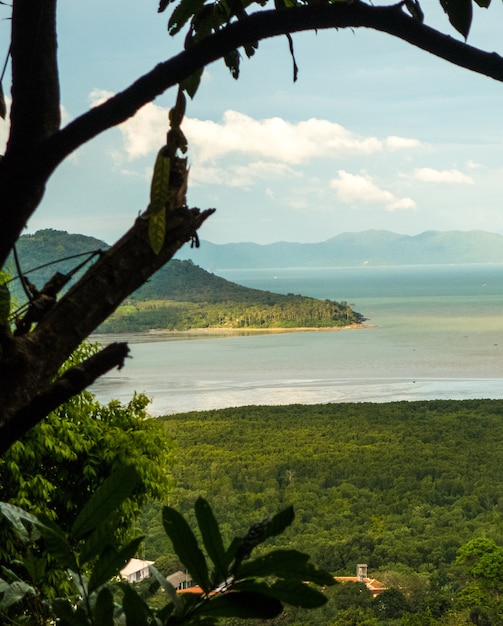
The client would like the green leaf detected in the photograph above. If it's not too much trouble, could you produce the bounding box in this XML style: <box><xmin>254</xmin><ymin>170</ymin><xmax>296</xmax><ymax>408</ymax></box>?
<box><xmin>195</xmin><ymin>497</ymin><xmax>228</xmax><ymax>582</ymax></box>
<box><xmin>200</xmin><ymin>590</ymin><xmax>283</xmax><ymax>619</ymax></box>
<box><xmin>71</xmin><ymin>466</ymin><xmax>139</xmax><ymax>540</ymax></box>
<box><xmin>148</xmin><ymin>564</ymin><xmax>183</xmax><ymax>614</ymax></box>
<box><xmin>0</xmin><ymin>283</ymin><xmax>10</xmax><ymax>324</ymax></box>
<box><xmin>440</xmin><ymin>0</ymin><xmax>473</xmax><ymax>38</ymax></box>
<box><xmin>88</xmin><ymin>535</ymin><xmax>144</xmax><ymax>593</ymax></box>
<box><xmin>148</xmin><ymin>149</ymin><xmax>170</xmax><ymax>254</ymax></box>
<box><xmin>52</xmin><ymin>599</ymin><xmax>90</xmax><ymax>626</ymax></box>
<box><xmin>148</xmin><ymin>209</ymin><xmax>166</xmax><ymax>256</ymax></box>
<box><xmin>0</xmin><ymin>502</ymin><xmax>42</xmax><ymax>544</ymax></box>
<box><xmin>38</xmin><ymin>516</ymin><xmax>78</xmax><ymax>571</ymax></box>
<box><xmin>0</xmin><ymin>580</ymin><xmax>36</xmax><ymax>608</ymax></box>
<box><xmin>121</xmin><ymin>584</ymin><xmax>153</xmax><ymax>626</ymax></box>
<box><xmin>162</xmin><ymin>505</ymin><xmax>210</xmax><ymax>593</ymax></box>
<box><xmin>94</xmin><ymin>587</ymin><xmax>115</xmax><ymax>626</ymax></box>
<box><xmin>237</xmin><ymin>549</ymin><xmax>334</xmax><ymax>586</ymax></box>
<box><xmin>474</xmin><ymin>0</ymin><xmax>490</xmax><ymax>7</ymax></box>
<box><xmin>150</xmin><ymin>150</ymin><xmax>171</xmax><ymax>210</ymax></box>
<box><xmin>80</xmin><ymin>520</ymin><xmax>115</xmax><ymax>565</ymax></box>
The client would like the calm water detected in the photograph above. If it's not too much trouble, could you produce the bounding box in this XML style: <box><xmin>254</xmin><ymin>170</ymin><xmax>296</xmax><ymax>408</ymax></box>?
<box><xmin>90</xmin><ymin>264</ymin><xmax>503</xmax><ymax>414</ymax></box>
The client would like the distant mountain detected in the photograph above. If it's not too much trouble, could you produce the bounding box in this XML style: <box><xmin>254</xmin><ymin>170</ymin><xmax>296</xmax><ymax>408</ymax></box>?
<box><xmin>175</xmin><ymin>229</ymin><xmax>503</xmax><ymax>269</ymax></box>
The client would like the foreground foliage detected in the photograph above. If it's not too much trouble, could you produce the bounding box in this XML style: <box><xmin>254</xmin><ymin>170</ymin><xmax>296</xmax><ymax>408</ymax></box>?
<box><xmin>0</xmin><ymin>345</ymin><xmax>171</xmax><ymax>597</ymax></box>
<box><xmin>0</xmin><ymin>470</ymin><xmax>333</xmax><ymax>625</ymax></box>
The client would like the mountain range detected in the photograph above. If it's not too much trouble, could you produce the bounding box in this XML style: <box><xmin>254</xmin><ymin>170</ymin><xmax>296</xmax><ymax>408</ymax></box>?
<box><xmin>175</xmin><ymin>229</ymin><xmax>503</xmax><ymax>269</ymax></box>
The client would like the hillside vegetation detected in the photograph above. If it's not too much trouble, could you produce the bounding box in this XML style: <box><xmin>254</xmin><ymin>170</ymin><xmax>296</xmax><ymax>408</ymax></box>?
<box><xmin>98</xmin><ymin>260</ymin><xmax>365</xmax><ymax>332</ymax></box>
<box><xmin>140</xmin><ymin>399</ymin><xmax>503</xmax><ymax>624</ymax></box>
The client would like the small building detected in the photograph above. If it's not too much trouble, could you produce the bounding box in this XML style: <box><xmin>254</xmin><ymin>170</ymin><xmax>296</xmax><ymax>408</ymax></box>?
<box><xmin>120</xmin><ymin>558</ymin><xmax>155</xmax><ymax>583</ymax></box>
<box><xmin>335</xmin><ymin>563</ymin><xmax>386</xmax><ymax>596</ymax></box>
<box><xmin>167</xmin><ymin>570</ymin><xmax>194</xmax><ymax>591</ymax></box>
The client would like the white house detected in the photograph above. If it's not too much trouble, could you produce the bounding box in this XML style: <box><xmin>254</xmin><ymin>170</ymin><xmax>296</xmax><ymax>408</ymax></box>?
<box><xmin>120</xmin><ymin>558</ymin><xmax>155</xmax><ymax>583</ymax></box>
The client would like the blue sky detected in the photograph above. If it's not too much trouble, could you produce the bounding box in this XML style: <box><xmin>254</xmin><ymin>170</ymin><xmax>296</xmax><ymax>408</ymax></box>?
<box><xmin>2</xmin><ymin>0</ymin><xmax>503</xmax><ymax>244</ymax></box>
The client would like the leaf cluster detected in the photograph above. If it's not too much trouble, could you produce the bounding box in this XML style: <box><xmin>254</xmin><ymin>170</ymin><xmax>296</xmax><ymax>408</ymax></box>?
<box><xmin>0</xmin><ymin>479</ymin><xmax>332</xmax><ymax>625</ymax></box>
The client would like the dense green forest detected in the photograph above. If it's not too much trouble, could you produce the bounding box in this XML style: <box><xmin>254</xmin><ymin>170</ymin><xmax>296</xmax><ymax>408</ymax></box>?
<box><xmin>139</xmin><ymin>400</ymin><xmax>503</xmax><ymax>624</ymax></box>
<box><xmin>8</xmin><ymin>229</ymin><xmax>364</xmax><ymax>332</ymax></box>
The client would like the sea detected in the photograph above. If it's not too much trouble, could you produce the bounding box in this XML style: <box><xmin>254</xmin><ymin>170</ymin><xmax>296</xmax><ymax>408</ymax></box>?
<box><xmin>90</xmin><ymin>264</ymin><xmax>503</xmax><ymax>415</ymax></box>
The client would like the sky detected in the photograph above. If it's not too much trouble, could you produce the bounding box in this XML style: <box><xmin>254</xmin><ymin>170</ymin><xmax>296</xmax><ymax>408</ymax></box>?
<box><xmin>1</xmin><ymin>0</ymin><xmax>503</xmax><ymax>245</ymax></box>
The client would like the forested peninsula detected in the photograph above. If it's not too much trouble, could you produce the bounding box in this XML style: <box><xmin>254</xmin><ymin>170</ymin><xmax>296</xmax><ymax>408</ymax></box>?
<box><xmin>10</xmin><ymin>229</ymin><xmax>365</xmax><ymax>333</ymax></box>
<box><xmin>97</xmin><ymin>259</ymin><xmax>365</xmax><ymax>333</ymax></box>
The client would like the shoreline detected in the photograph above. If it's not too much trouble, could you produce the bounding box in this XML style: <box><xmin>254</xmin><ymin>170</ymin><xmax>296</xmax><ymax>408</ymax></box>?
<box><xmin>91</xmin><ymin>323</ymin><xmax>374</xmax><ymax>342</ymax></box>
<box><xmin>150</xmin><ymin>323</ymin><xmax>374</xmax><ymax>335</ymax></box>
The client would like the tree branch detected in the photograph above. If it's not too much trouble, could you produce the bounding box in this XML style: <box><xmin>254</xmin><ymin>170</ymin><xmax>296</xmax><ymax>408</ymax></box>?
<box><xmin>2</xmin><ymin>1</ymin><xmax>503</xmax><ymax>267</ymax></box>
<box><xmin>39</xmin><ymin>1</ymin><xmax>503</xmax><ymax>170</ymax></box>
<box><xmin>0</xmin><ymin>342</ymin><xmax>130</xmax><ymax>455</ymax></box>
<box><xmin>7</xmin><ymin>0</ymin><xmax>60</xmax><ymax>156</ymax></box>
<box><xmin>0</xmin><ymin>157</ymin><xmax>214</xmax><ymax>443</ymax></box>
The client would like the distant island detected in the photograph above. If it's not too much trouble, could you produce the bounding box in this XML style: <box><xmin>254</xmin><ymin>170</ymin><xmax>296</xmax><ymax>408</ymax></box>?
<box><xmin>175</xmin><ymin>229</ymin><xmax>503</xmax><ymax>269</ymax></box>
<box><xmin>9</xmin><ymin>229</ymin><xmax>366</xmax><ymax>333</ymax></box>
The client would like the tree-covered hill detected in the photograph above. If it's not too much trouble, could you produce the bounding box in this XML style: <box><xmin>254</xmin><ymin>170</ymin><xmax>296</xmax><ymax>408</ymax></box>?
<box><xmin>7</xmin><ymin>230</ymin><xmax>364</xmax><ymax>332</ymax></box>
<box><xmin>139</xmin><ymin>399</ymin><xmax>503</xmax><ymax>624</ymax></box>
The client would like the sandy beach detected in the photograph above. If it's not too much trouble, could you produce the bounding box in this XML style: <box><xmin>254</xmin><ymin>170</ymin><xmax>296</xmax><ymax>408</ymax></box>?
<box><xmin>91</xmin><ymin>323</ymin><xmax>373</xmax><ymax>344</ymax></box>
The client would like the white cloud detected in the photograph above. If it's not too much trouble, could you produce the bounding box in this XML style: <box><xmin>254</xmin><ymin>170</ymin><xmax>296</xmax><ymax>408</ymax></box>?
<box><xmin>385</xmin><ymin>136</ymin><xmax>423</xmax><ymax>150</ymax></box>
<box><xmin>466</xmin><ymin>159</ymin><xmax>483</xmax><ymax>170</ymax></box>
<box><xmin>88</xmin><ymin>88</ymin><xmax>115</xmax><ymax>108</ymax></box>
<box><xmin>191</xmin><ymin>161</ymin><xmax>299</xmax><ymax>188</ymax></box>
<box><xmin>412</xmin><ymin>167</ymin><xmax>474</xmax><ymax>184</ymax></box>
<box><xmin>330</xmin><ymin>170</ymin><xmax>416</xmax><ymax>212</ymax></box>
<box><xmin>96</xmin><ymin>94</ymin><xmax>422</xmax><ymax>165</ymax></box>
<box><xmin>185</xmin><ymin>112</ymin><xmax>396</xmax><ymax>164</ymax></box>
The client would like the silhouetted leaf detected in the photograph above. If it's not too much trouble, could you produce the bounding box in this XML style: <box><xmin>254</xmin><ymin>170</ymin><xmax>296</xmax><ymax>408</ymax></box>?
<box><xmin>38</xmin><ymin>516</ymin><xmax>78</xmax><ymax>571</ymax></box>
<box><xmin>262</xmin><ymin>505</ymin><xmax>295</xmax><ymax>541</ymax></box>
<box><xmin>71</xmin><ymin>466</ymin><xmax>139</xmax><ymax>539</ymax></box>
<box><xmin>224</xmin><ymin>50</ymin><xmax>240</xmax><ymax>79</ymax></box>
<box><xmin>162</xmin><ymin>505</ymin><xmax>210</xmax><ymax>592</ymax></box>
<box><xmin>195</xmin><ymin>497</ymin><xmax>228</xmax><ymax>582</ymax></box>
<box><xmin>200</xmin><ymin>590</ymin><xmax>282</xmax><ymax>619</ymax></box>
<box><xmin>79</xmin><ymin>522</ymin><xmax>115</xmax><ymax>565</ymax></box>
<box><xmin>182</xmin><ymin>69</ymin><xmax>203</xmax><ymax>99</ymax></box>
<box><xmin>237</xmin><ymin>549</ymin><xmax>334</xmax><ymax>586</ymax></box>
<box><xmin>94</xmin><ymin>587</ymin><xmax>114</xmax><ymax>626</ymax></box>
<box><xmin>121</xmin><ymin>583</ymin><xmax>153</xmax><ymax>626</ymax></box>
<box><xmin>88</xmin><ymin>535</ymin><xmax>144</xmax><ymax>593</ymax></box>
<box><xmin>269</xmin><ymin>579</ymin><xmax>329</xmax><ymax>608</ymax></box>
<box><xmin>0</xmin><ymin>502</ymin><xmax>42</xmax><ymax>544</ymax></box>
<box><xmin>52</xmin><ymin>600</ymin><xmax>89</xmax><ymax>626</ymax></box>
<box><xmin>440</xmin><ymin>0</ymin><xmax>472</xmax><ymax>38</ymax></box>
<box><xmin>169</xmin><ymin>0</ymin><xmax>207</xmax><ymax>35</ymax></box>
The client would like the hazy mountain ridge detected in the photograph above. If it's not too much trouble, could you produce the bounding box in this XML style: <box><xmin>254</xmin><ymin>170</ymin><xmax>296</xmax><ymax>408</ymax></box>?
<box><xmin>176</xmin><ymin>229</ymin><xmax>503</xmax><ymax>269</ymax></box>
